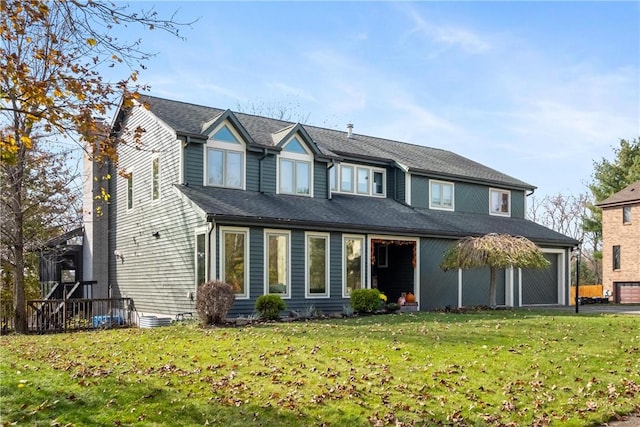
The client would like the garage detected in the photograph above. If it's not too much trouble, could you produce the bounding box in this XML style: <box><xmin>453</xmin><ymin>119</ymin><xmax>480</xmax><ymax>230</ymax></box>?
<box><xmin>521</xmin><ymin>253</ymin><xmax>559</xmax><ymax>305</ymax></box>
<box><xmin>616</xmin><ymin>282</ymin><xmax>640</xmax><ymax>304</ymax></box>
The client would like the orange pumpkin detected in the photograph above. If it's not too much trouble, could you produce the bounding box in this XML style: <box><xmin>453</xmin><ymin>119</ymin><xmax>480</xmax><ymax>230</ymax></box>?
<box><xmin>406</xmin><ymin>292</ymin><xmax>415</xmax><ymax>303</ymax></box>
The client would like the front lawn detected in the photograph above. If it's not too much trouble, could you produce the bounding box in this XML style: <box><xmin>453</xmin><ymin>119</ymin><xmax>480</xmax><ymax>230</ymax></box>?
<box><xmin>1</xmin><ymin>309</ymin><xmax>639</xmax><ymax>426</ymax></box>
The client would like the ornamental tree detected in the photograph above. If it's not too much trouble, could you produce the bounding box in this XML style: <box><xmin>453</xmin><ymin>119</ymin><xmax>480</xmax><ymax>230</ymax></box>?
<box><xmin>1</xmin><ymin>0</ymin><xmax>190</xmax><ymax>333</ymax></box>
<box><xmin>440</xmin><ymin>233</ymin><xmax>550</xmax><ymax>308</ymax></box>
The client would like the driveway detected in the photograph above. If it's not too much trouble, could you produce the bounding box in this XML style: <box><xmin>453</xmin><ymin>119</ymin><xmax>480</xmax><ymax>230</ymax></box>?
<box><xmin>566</xmin><ymin>304</ymin><xmax>640</xmax><ymax>315</ymax></box>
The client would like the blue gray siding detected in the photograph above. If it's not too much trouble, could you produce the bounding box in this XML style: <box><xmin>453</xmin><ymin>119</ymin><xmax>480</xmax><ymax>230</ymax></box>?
<box><xmin>184</xmin><ymin>143</ymin><xmax>203</xmax><ymax>185</ymax></box>
<box><xmin>313</xmin><ymin>162</ymin><xmax>327</xmax><ymax>198</ymax></box>
<box><xmin>455</xmin><ymin>182</ymin><xmax>487</xmax><ymax>214</ymax></box>
<box><xmin>410</xmin><ymin>176</ymin><xmax>429</xmax><ymax>208</ymax></box>
<box><xmin>522</xmin><ymin>253</ymin><xmax>558</xmax><ymax>304</ymax></box>
<box><xmin>511</xmin><ymin>190</ymin><xmax>525</xmax><ymax>219</ymax></box>
<box><xmin>419</xmin><ymin>238</ymin><xmax>459</xmax><ymax>310</ymax></box>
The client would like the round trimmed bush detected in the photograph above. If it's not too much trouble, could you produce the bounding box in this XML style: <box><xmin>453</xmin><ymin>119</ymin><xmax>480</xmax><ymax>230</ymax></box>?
<box><xmin>350</xmin><ymin>288</ymin><xmax>382</xmax><ymax>313</ymax></box>
<box><xmin>255</xmin><ymin>294</ymin><xmax>286</xmax><ymax>320</ymax></box>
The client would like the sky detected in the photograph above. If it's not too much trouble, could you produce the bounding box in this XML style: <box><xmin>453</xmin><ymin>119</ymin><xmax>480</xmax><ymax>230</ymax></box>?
<box><xmin>112</xmin><ymin>1</ymin><xmax>639</xmax><ymax>200</ymax></box>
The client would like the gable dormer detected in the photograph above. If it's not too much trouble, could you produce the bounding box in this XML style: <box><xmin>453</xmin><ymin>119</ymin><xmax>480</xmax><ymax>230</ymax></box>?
<box><xmin>273</xmin><ymin>124</ymin><xmax>319</xmax><ymax>197</ymax></box>
<box><xmin>202</xmin><ymin>111</ymin><xmax>251</xmax><ymax>190</ymax></box>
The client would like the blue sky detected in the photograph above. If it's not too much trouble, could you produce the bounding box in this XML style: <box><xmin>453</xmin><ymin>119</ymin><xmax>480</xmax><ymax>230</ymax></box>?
<box><xmin>118</xmin><ymin>1</ymin><xmax>639</xmax><ymax>199</ymax></box>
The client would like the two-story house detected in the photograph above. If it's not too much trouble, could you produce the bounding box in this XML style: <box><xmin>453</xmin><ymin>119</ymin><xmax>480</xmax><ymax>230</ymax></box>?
<box><xmin>84</xmin><ymin>95</ymin><xmax>577</xmax><ymax>318</ymax></box>
<box><xmin>597</xmin><ymin>180</ymin><xmax>640</xmax><ymax>304</ymax></box>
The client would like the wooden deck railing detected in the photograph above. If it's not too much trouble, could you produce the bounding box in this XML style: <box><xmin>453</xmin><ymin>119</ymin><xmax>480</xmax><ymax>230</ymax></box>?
<box><xmin>1</xmin><ymin>297</ymin><xmax>136</xmax><ymax>334</ymax></box>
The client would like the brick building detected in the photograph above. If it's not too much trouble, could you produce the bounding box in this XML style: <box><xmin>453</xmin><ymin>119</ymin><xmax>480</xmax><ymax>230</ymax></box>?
<box><xmin>597</xmin><ymin>180</ymin><xmax>640</xmax><ymax>303</ymax></box>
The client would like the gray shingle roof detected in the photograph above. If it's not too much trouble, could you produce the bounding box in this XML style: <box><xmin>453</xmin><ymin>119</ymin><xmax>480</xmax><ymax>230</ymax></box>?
<box><xmin>596</xmin><ymin>180</ymin><xmax>640</xmax><ymax>208</ymax></box>
<box><xmin>141</xmin><ymin>95</ymin><xmax>533</xmax><ymax>190</ymax></box>
<box><xmin>175</xmin><ymin>185</ymin><xmax>577</xmax><ymax>246</ymax></box>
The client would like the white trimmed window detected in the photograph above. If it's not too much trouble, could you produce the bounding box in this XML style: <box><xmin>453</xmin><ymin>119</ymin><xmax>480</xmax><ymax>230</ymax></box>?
<box><xmin>195</xmin><ymin>228</ymin><xmax>207</xmax><ymax>288</ymax></box>
<box><xmin>151</xmin><ymin>156</ymin><xmax>160</xmax><ymax>201</ymax></box>
<box><xmin>205</xmin><ymin>124</ymin><xmax>244</xmax><ymax>189</ymax></box>
<box><xmin>343</xmin><ymin>235</ymin><xmax>365</xmax><ymax>297</ymax></box>
<box><xmin>430</xmin><ymin>180</ymin><xmax>454</xmax><ymax>210</ymax></box>
<box><xmin>221</xmin><ymin>227</ymin><xmax>249</xmax><ymax>299</ymax></box>
<box><xmin>490</xmin><ymin>188</ymin><xmax>511</xmax><ymax>216</ymax></box>
<box><xmin>126</xmin><ymin>170</ymin><xmax>134</xmax><ymax>210</ymax></box>
<box><xmin>334</xmin><ymin>163</ymin><xmax>385</xmax><ymax>197</ymax></box>
<box><xmin>279</xmin><ymin>137</ymin><xmax>312</xmax><ymax>196</ymax></box>
<box><xmin>265</xmin><ymin>230</ymin><xmax>291</xmax><ymax>298</ymax></box>
<box><xmin>306</xmin><ymin>232</ymin><xmax>330</xmax><ymax>298</ymax></box>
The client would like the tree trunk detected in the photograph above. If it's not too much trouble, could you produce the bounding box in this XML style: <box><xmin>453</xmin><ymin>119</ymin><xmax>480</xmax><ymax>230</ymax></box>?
<box><xmin>489</xmin><ymin>266</ymin><xmax>497</xmax><ymax>309</ymax></box>
<box><xmin>9</xmin><ymin>145</ymin><xmax>28</xmax><ymax>334</ymax></box>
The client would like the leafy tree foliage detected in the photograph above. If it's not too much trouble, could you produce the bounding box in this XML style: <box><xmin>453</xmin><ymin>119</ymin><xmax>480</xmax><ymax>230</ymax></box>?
<box><xmin>440</xmin><ymin>234</ymin><xmax>550</xmax><ymax>308</ymax></box>
<box><xmin>584</xmin><ymin>137</ymin><xmax>640</xmax><ymax>279</ymax></box>
<box><xmin>1</xmin><ymin>0</ymin><xmax>189</xmax><ymax>333</ymax></box>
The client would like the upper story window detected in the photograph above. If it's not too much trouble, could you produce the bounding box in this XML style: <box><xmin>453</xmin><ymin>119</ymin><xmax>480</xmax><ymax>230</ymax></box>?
<box><xmin>430</xmin><ymin>180</ymin><xmax>454</xmax><ymax>210</ymax></box>
<box><xmin>613</xmin><ymin>245</ymin><xmax>621</xmax><ymax>270</ymax></box>
<box><xmin>126</xmin><ymin>170</ymin><xmax>133</xmax><ymax>210</ymax></box>
<box><xmin>623</xmin><ymin>206</ymin><xmax>631</xmax><ymax>224</ymax></box>
<box><xmin>279</xmin><ymin>137</ymin><xmax>312</xmax><ymax>196</ymax></box>
<box><xmin>151</xmin><ymin>156</ymin><xmax>160</xmax><ymax>201</ymax></box>
<box><xmin>331</xmin><ymin>163</ymin><xmax>386</xmax><ymax>197</ymax></box>
<box><xmin>206</xmin><ymin>124</ymin><xmax>244</xmax><ymax>189</ymax></box>
<box><xmin>490</xmin><ymin>188</ymin><xmax>511</xmax><ymax>216</ymax></box>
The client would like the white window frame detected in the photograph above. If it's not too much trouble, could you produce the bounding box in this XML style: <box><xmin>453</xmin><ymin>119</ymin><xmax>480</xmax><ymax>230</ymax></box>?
<box><xmin>220</xmin><ymin>226</ymin><xmax>250</xmax><ymax>299</ymax></box>
<box><xmin>278</xmin><ymin>137</ymin><xmax>313</xmax><ymax>196</ymax></box>
<box><xmin>125</xmin><ymin>169</ymin><xmax>134</xmax><ymax>211</ymax></box>
<box><xmin>329</xmin><ymin>165</ymin><xmax>338</xmax><ymax>191</ymax></box>
<box><xmin>195</xmin><ymin>225</ymin><xmax>209</xmax><ymax>289</ymax></box>
<box><xmin>340</xmin><ymin>165</ymin><xmax>354</xmax><ymax>193</ymax></box>
<box><xmin>204</xmin><ymin>122</ymin><xmax>246</xmax><ymax>190</ymax></box>
<box><xmin>372</xmin><ymin>170</ymin><xmax>385</xmax><ymax>196</ymax></box>
<box><xmin>305</xmin><ymin>232</ymin><xmax>330</xmax><ymax>298</ymax></box>
<box><xmin>151</xmin><ymin>155</ymin><xmax>160</xmax><ymax>202</ymax></box>
<box><xmin>489</xmin><ymin>188</ymin><xmax>511</xmax><ymax>216</ymax></box>
<box><xmin>342</xmin><ymin>234</ymin><xmax>365</xmax><ymax>298</ymax></box>
<box><xmin>264</xmin><ymin>229</ymin><xmax>291</xmax><ymax>298</ymax></box>
<box><xmin>356</xmin><ymin>167</ymin><xmax>370</xmax><ymax>195</ymax></box>
<box><xmin>429</xmin><ymin>179</ymin><xmax>454</xmax><ymax>211</ymax></box>
<box><xmin>335</xmin><ymin>163</ymin><xmax>386</xmax><ymax>197</ymax></box>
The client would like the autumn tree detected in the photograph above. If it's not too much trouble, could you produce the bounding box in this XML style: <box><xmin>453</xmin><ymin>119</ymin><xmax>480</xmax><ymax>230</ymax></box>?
<box><xmin>1</xmin><ymin>136</ymin><xmax>81</xmax><ymax>306</ymax></box>
<box><xmin>583</xmin><ymin>137</ymin><xmax>640</xmax><ymax>281</ymax></box>
<box><xmin>440</xmin><ymin>234</ymin><xmax>550</xmax><ymax>308</ymax></box>
<box><xmin>1</xmin><ymin>0</ymin><xmax>189</xmax><ymax>333</ymax></box>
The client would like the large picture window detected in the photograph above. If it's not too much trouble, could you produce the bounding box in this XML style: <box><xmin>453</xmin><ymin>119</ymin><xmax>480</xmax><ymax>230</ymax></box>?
<box><xmin>430</xmin><ymin>180</ymin><xmax>454</xmax><ymax>210</ymax></box>
<box><xmin>265</xmin><ymin>231</ymin><xmax>290</xmax><ymax>297</ymax></box>
<box><xmin>306</xmin><ymin>233</ymin><xmax>329</xmax><ymax>298</ymax></box>
<box><xmin>490</xmin><ymin>188</ymin><xmax>511</xmax><ymax>216</ymax></box>
<box><xmin>221</xmin><ymin>227</ymin><xmax>249</xmax><ymax>298</ymax></box>
<box><xmin>343</xmin><ymin>235</ymin><xmax>364</xmax><ymax>297</ymax></box>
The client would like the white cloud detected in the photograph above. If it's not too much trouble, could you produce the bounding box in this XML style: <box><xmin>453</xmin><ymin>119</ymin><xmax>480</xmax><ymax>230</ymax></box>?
<box><xmin>402</xmin><ymin>5</ymin><xmax>492</xmax><ymax>55</ymax></box>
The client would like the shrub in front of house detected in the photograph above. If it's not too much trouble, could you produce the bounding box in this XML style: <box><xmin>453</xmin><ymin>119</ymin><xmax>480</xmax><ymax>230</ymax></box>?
<box><xmin>350</xmin><ymin>288</ymin><xmax>383</xmax><ymax>313</ymax></box>
<box><xmin>255</xmin><ymin>294</ymin><xmax>286</xmax><ymax>320</ymax></box>
<box><xmin>195</xmin><ymin>280</ymin><xmax>236</xmax><ymax>326</ymax></box>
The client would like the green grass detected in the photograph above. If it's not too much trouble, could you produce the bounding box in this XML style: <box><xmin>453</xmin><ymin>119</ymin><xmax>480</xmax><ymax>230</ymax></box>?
<box><xmin>1</xmin><ymin>309</ymin><xmax>639</xmax><ymax>426</ymax></box>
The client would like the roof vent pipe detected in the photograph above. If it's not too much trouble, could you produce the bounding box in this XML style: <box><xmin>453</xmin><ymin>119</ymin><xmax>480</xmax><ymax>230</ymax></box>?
<box><xmin>347</xmin><ymin>123</ymin><xmax>353</xmax><ymax>139</ymax></box>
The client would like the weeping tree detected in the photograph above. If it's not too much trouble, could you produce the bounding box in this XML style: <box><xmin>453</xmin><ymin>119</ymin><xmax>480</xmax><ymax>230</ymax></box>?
<box><xmin>440</xmin><ymin>234</ymin><xmax>550</xmax><ymax>308</ymax></box>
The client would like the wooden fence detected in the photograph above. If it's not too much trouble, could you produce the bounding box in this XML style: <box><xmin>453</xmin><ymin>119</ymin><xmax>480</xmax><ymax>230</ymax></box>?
<box><xmin>569</xmin><ymin>284</ymin><xmax>608</xmax><ymax>305</ymax></box>
<box><xmin>1</xmin><ymin>297</ymin><xmax>136</xmax><ymax>334</ymax></box>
